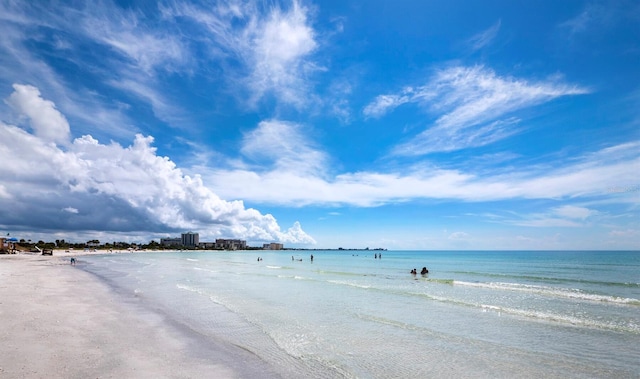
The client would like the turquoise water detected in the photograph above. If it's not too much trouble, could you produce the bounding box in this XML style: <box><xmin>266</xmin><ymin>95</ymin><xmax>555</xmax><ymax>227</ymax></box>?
<box><xmin>81</xmin><ymin>250</ymin><xmax>640</xmax><ymax>378</ymax></box>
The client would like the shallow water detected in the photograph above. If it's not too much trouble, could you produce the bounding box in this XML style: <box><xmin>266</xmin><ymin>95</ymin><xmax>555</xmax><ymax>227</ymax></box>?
<box><xmin>81</xmin><ymin>250</ymin><xmax>640</xmax><ymax>378</ymax></box>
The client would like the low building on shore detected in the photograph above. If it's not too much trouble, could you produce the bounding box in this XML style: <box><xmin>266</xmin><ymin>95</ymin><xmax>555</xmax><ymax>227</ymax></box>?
<box><xmin>160</xmin><ymin>237</ymin><xmax>182</xmax><ymax>247</ymax></box>
<box><xmin>263</xmin><ymin>243</ymin><xmax>284</xmax><ymax>250</ymax></box>
<box><xmin>215</xmin><ymin>239</ymin><xmax>246</xmax><ymax>250</ymax></box>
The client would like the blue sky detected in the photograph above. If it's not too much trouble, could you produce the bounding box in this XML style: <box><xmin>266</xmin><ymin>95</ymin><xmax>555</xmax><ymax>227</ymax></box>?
<box><xmin>0</xmin><ymin>0</ymin><xmax>638</xmax><ymax>249</ymax></box>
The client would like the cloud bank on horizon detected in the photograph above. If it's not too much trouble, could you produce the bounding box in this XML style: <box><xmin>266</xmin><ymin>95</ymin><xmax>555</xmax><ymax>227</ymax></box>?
<box><xmin>1</xmin><ymin>84</ymin><xmax>315</xmax><ymax>245</ymax></box>
<box><xmin>0</xmin><ymin>0</ymin><xmax>638</xmax><ymax>249</ymax></box>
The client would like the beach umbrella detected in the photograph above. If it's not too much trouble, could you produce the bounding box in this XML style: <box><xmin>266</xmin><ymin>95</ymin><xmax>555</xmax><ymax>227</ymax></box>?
<box><xmin>7</xmin><ymin>237</ymin><xmax>18</xmax><ymax>242</ymax></box>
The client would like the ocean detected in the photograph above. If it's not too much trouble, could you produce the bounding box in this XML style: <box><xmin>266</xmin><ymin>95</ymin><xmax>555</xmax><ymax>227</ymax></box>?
<box><xmin>80</xmin><ymin>250</ymin><xmax>640</xmax><ymax>378</ymax></box>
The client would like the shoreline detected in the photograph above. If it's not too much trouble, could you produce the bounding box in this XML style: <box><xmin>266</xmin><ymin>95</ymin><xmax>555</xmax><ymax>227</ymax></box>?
<box><xmin>0</xmin><ymin>253</ymin><xmax>281</xmax><ymax>378</ymax></box>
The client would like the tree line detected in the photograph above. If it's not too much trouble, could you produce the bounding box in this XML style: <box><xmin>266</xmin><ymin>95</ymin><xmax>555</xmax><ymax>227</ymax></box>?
<box><xmin>13</xmin><ymin>239</ymin><xmax>167</xmax><ymax>250</ymax></box>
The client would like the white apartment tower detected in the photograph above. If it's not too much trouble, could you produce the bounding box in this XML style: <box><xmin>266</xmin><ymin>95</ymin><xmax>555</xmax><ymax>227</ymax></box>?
<box><xmin>181</xmin><ymin>232</ymin><xmax>199</xmax><ymax>247</ymax></box>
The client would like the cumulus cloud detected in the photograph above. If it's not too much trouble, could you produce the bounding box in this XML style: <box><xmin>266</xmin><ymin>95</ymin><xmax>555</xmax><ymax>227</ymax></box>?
<box><xmin>363</xmin><ymin>65</ymin><xmax>589</xmax><ymax>155</ymax></box>
<box><xmin>0</xmin><ymin>85</ymin><xmax>315</xmax><ymax>244</ymax></box>
<box><xmin>6</xmin><ymin>84</ymin><xmax>70</xmax><ymax>145</ymax></box>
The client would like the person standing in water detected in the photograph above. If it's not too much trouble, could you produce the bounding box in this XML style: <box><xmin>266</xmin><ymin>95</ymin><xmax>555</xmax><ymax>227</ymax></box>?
<box><xmin>310</xmin><ymin>254</ymin><xmax>314</xmax><ymax>262</ymax></box>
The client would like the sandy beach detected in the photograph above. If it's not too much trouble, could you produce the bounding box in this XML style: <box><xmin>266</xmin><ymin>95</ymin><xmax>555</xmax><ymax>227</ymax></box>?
<box><xmin>0</xmin><ymin>251</ymin><xmax>279</xmax><ymax>379</ymax></box>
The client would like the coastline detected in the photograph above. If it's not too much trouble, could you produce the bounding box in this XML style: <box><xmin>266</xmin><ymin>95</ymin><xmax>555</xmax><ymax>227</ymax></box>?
<box><xmin>0</xmin><ymin>252</ymin><xmax>280</xmax><ymax>379</ymax></box>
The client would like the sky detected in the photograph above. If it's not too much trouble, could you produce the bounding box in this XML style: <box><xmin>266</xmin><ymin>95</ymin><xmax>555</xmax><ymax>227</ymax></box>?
<box><xmin>0</xmin><ymin>0</ymin><xmax>638</xmax><ymax>250</ymax></box>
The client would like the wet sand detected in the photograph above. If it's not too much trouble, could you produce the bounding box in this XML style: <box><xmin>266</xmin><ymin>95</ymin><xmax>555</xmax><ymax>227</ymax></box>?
<box><xmin>0</xmin><ymin>252</ymin><xmax>278</xmax><ymax>379</ymax></box>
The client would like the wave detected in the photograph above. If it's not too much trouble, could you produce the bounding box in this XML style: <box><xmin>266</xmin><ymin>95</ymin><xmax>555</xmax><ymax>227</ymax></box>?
<box><xmin>422</xmin><ymin>278</ymin><xmax>454</xmax><ymax>285</ymax></box>
<box><xmin>176</xmin><ymin>283</ymin><xmax>226</xmax><ymax>307</ymax></box>
<box><xmin>450</xmin><ymin>270</ymin><xmax>640</xmax><ymax>288</ymax></box>
<box><xmin>186</xmin><ymin>258</ymin><xmax>199</xmax><ymax>262</ymax></box>
<box><xmin>276</xmin><ymin>274</ymin><xmax>313</xmax><ymax>281</ymax></box>
<box><xmin>478</xmin><ymin>303</ymin><xmax>640</xmax><ymax>334</ymax></box>
<box><xmin>266</xmin><ymin>265</ymin><xmax>282</xmax><ymax>269</ymax></box>
<box><xmin>193</xmin><ymin>266</ymin><xmax>218</xmax><ymax>273</ymax></box>
<box><xmin>316</xmin><ymin>269</ymin><xmax>373</xmax><ymax>278</ymax></box>
<box><xmin>453</xmin><ymin>281</ymin><xmax>640</xmax><ymax>306</ymax></box>
<box><xmin>327</xmin><ymin>280</ymin><xmax>372</xmax><ymax>289</ymax></box>
<box><xmin>406</xmin><ymin>292</ymin><xmax>639</xmax><ymax>334</ymax></box>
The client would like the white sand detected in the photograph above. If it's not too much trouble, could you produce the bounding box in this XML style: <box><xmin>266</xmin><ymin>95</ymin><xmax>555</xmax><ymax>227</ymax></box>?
<box><xmin>0</xmin><ymin>252</ymin><xmax>276</xmax><ymax>378</ymax></box>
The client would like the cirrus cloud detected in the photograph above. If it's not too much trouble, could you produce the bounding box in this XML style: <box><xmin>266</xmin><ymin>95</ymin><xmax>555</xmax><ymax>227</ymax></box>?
<box><xmin>364</xmin><ymin>65</ymin><xmax>589</xmax><ymax>155</ymax></box>
<box><xmin>168</xmin><ymin>0</ymin><xmax>319</xmax><ymax>109</ymax></box>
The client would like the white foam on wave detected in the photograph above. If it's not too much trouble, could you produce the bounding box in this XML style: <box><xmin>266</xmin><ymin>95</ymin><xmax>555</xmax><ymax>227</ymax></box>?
<box><xmin>479</xmin><ymin>303</ymin><xmax>640</xmax><ymax>334</ymax></box>
<box><xmin>176</xmin><ymin>283</ymin><xmax>225</xmax><ymax>306</ymax></box>
<box><xmin>193</xmin><ymin>267</ymin><xmax>217</xmax><ymax>273</ymax></box>
<box><xmin>277</xmin><ymin>274</ymin><xmax>311</xmax><ymax>280</ymax></box>
<box><xmin>176</xmin><ymin>283</ymin><xmax>201</xmax><ymax>293</ymax></box>
<box><xmin>455</xmin><ymin>281</ymin><xmax>640</xmax><ymax>305</ymax></box>
<box><xmin>266</xmin><ymin>265</ymin><xmax>282</xmax><ymax>269</ymax></box>
<box><xmin>328</xmin><ymin>280</ymin><xmax>371</xmax><ymax>289</ymax></box>
<box><xmin>411</xmin><ymin>288</ymin><xmax>639</xmax><ymax>333</ymax></box>
<box><xmin>186</xmin><ymin>258</ymin><xmax>199</xmax><ymax>262</ymax></box>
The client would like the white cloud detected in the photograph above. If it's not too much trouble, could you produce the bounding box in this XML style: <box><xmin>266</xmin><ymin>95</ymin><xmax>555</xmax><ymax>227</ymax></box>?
<box><xmin>87</xmin><ymin>22</ymin><xmax>186</xmax><ymax>75</ymax></box>
<box><xmin>467</xmin><ymin>20</ymin><xmax>501</xmax><ymax>51</ymax></box>
<box><xmin>75</xmin><ymin>3</ymin><xmax>192</xmax><ymax>127</ymax></box>
<box><xmin>106</xmin><ymin>78</ymin><xmax>184</xmax><ymax>127</ymax></box>
<box><xmin>0</xmin><ymin>86</ymin><xmax>314</xmax><ymax>245</ymax></box>
<box><xmin>397</xmin><ymin>117</ymin><xmax>522</xmax><ymax>156</ymax></box>
<box><xmin>0</xmin><ymin>2</ymin><xmax>140</xmax><ymax>139</ymax></box>
<box><xmin>170</xmin><ymin>0</ymin><xmax>318</xmax><ymax>108</ymax></box>
<box><xmin>363</xmin><ymin>93</ymin><xmax>411</xmax><ymax>119</ymax></box>
<box><xmin>512</xmin><ymin>218</ymin><xmax>583</xmax><ymax>228</ymax></box>
<box><xmin>493</xmin><ymin>204</ymin><xmax>603</xmax><ymax>228</ymax></box>
<box><xmin>1</xmin><ymin>1</ymin><xmax>191</xmax><ymax>130</ymax></box>
<box><xmin>363</xmin><ymin>65</ymin><xmax>589</xmax><ymax>155</ymax></box>
<box><xmin>241</xmin><ymin>120</ymin><xmax>327</xmax><ymax>175</ymax></box>
<box><xmin>54</xmin><ymin>1</ymin><xmax>189</xmax><ymax>76</ymax></box>
<box><xmin>608</xmin><ymin>229</ymin><xmax>638</xmax><ymax>237</ymax></box>
<box><xmin>448</xmin><ymin>231</ymin><xmax>469</xmax><ymax>240</ymax></box>
<box><xmin>5</xmin><ymin>84</ymin><xmax>70</xmax><ymax>145</ymax></box>
<box><xmin>552</xmin><ymin>205</ymin><xmax>597</xmax><ymax>220</ymax></box>
<box><xmin>203</xmin><ymin>117</ymin><xmax>639</xmax><ymax>208</ymax></box>
<box><xmin>559</xmin><ymin>3</ymin><xmax>621</xmax><ymax>35</ymax></box>
<box><xmin>252</xmin><ymin>1</ymin><xmax>317</xmax><ymax>91</ymax></box>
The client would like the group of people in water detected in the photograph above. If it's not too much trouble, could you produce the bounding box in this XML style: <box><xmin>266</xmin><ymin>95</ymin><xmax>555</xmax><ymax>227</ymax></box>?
<box><xmin>410</xmin><ymin>267</ymin><xmax>429</xmax><ymax>275</ymax></box>
<box><xmin>259</xmin><ymin>254</ymin><xmax>428</xmax><ymax>275</ymax></box>
<box><xmin>290</xmin><ymin>254</ymin><xmax>313</xmax><ymax>262</ymax></box>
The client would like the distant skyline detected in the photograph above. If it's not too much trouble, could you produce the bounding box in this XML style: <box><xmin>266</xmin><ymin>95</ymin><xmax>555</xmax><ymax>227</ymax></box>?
<box><xmin>0</xmin><ymin>0</ymin><xmax>638</xmax><ymax>250</ymax></box>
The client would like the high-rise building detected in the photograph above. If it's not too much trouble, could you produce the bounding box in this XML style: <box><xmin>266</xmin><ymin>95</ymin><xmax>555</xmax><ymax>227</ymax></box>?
<box><xmin>181</xmin><ymin>232</ymin><xmax>199</xmax><ymax>247</ymax></box>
